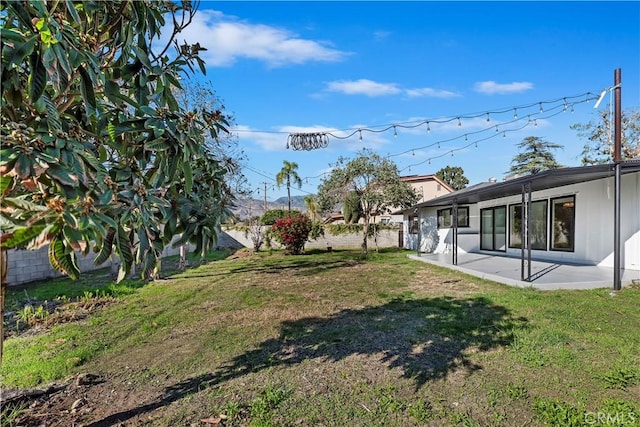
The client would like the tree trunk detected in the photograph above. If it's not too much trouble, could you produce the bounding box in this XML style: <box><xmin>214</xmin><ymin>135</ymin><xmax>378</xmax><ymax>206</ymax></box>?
<box><xmin>178</xmin><ymin>245</ymin><xmax>189</xmax><ymax>270</ymax></box>
<box><xmin>0</xmin><ymin>249</ymin><xmax>7</xmax><ymax>366</ymax></box>
<box><xmin>287</xmin><ymin>176</ymin><xmax>291</xmax><ymax>212</ymax></box>
<box><xmin>362</xmin><ymin>217</ymin><xmax>369</xmax><ymax>254</ymax></box>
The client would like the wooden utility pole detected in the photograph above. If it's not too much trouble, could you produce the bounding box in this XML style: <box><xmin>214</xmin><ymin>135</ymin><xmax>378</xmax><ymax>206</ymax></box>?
<box><xmin>263</xmin><ymin>182</ymin><xmax>268</xmax><ymax>211</ymax></box>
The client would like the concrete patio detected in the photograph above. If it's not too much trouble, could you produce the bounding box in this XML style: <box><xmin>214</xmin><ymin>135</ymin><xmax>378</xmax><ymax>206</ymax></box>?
<box><xmin>408</xmin><ymin>252</ymin><xmax>640</xmax><ymax>290</ymax></box>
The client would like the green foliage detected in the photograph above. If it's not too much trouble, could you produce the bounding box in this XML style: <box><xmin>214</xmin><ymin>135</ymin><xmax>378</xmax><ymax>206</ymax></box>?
<box><xmin>533</xmin><ymin>398</ymin><xmax>585</xmax><ymax>427</ymax></box>
<box><xmin>343</xmin><ymin>190</ymin><xmax>362</xmax><ymax>224</ymax></box>
<box><xmin>271</xmin><ymin>213</ymin><xmax>312</xmax><ymax>255</ymax></box>
<box><xmin>572</xmin><ymin>109</ymin><xmax>640</xmax><ymax>165</ymax></box>
<box><xmin>261</xmin><ymin>209</ymin><xmax>289</xmax><ymax>225</ymax></box>
<box><xmin>506</xmin><ymin>136</ymin><xmax>564</xmax><ymax>177</ymax></box>
<box><xmin>326</xmin><ymin>223</ymin><xmax>397</xmax><ymax>237</ymax></box>
<box><xmin>435</xmin><ymin>166</ymin><xmax>469</xmax><ymax>190</ymax></box>
<box><xmin>599</xmin><ymin>367</ymin><xmax>640</xmax><ymax>390</ymax></box>
<box><xmin>317</xmin><ymin>149</ymin><xmax>418</xmax><ymax>253</ymax></box>
<box><xmin>309</xmin><ymin>221</ymin><xmax>325</xmax><ymax>241</ymax></box>
<box><xmin>0</xmin><ymin>1</ymin><xmax>235</xmax><ymax>280</ymax></box>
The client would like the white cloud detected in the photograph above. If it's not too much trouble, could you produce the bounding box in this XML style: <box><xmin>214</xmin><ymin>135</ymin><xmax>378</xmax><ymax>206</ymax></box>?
<box><xmin>169</xmin><ymin>10</ymin><xmax>349</xmax><ymax>67</ymax></box>
<box><xmin>374</xmin><ymin>30</ymin><xmax>391</xmax><ymax>41</ymax></box>
<box><xmin>325</xmin><ymin>79</ymin><xmax>402</xmax><ymax>97</ymax></box>
<box><xmin>405</xmin><ymin>87</ymin><xmax>461</xmax><ymax>99</ymax></box>
<box><xmin>232</xmin><ymin>125</ymin><xmax>288</xmax><ymax>151</ymax></box>
<box><xmin>474</xmin><ymin>81</ymin><xmax>534</xmax><ymax>95</ymax></box>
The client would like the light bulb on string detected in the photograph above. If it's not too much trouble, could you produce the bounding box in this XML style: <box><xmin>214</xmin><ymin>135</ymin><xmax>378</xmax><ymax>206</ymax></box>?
<box><xmin>457</xmin><ymin>117</ymin><xmax>462</xmax><ymax>127</ymax></box>
<box><xmin>503</xmin><ymin>131</ymin><xmax>506</xmax><ymax>138</ymax></box>
<box><xmin>359</xmin><ymin>130</ymin><xmax>363</xmax><ymax>142</ymax></box>
<box><xmin>437</xmin><ymin>141</ymin><xmax>440</xmax><ymax>149</ymax></box>
<box><xmin>474</xmin><ymin>141</ymin><xmax>478</xmax><ymax>149</ymax></box>
<box><xmin>570</xmin><ymin>105</ymin><xmax>575</xmax><ymax>113</ymax></box>
<box><xmin>563</xmin><ymin>98</ymin><xmax>568</xmax><ymax>112</ymax></box>
<box><xmin>495</xmin><ymin>125</ymin><xmax>499</xmax><ymax>133</ymax></box>
<box><xmin>486</xmin><ymin>113</ymin><xmax>490</xmax><ymax>123</ymax></box>
<box><xmin>426</xmin><ymin>121</ymin><xmax>431</xmax><ymax>133</ymax></box>
<box><xmin>393</xmin><ymin>126</ymin><xmax>397</xmax><ymax>138</ymax></box>
<box><xmin>539</xmin><ymin>102</ymin><xmax>544</xmax><ymax>113</ymax></box>
<box><xmin>412</xmin><ymin>150</ymin><xmax>415</xmax><ymax>156</ymax></box>
<box><xmin>513</xmin><ymin>108</ymin><xmax>518</xmax><ymax>119</ymax></box>
<box><xmin>464</xmin><ymin>134</ymin><xmax>468</xmax><ymax>141</ymax></box>
<box><xmin>534</xmin><ymin>119</ymin><xmax>538</xmax><ymax>127</ymax></box>
<box><xmin>451</xmin><ymin>151</ymin><xmax>454</xmax><ymax>157</ymax></box>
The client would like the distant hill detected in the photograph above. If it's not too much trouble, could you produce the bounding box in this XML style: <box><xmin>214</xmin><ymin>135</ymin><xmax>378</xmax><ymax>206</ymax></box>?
<box><xmin>274</xmin><ymin>195</ymin><xmax>306</xmax><ymax>209</ymax></box>
<box><xmin>231</xmin><ymin>195</ymin><xmax>310</xmax><ymax>220</ymax></box>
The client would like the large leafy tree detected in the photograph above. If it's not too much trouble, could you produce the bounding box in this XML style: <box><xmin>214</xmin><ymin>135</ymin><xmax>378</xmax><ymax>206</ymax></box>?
<box><xmin>317</xmin><ymin>149</ymin><xmax>419</xmax><ymax>254</ymax></box>
<box><xmin>276</xmin><ymin>160</ymin><xmax>302</xmax><ymax>212</ymax></box>
<box><xmin>506</xmin><ymin>136</ymin><xmax>563</xmax><ymax>177</ymax></box>
<box><xmin>0</xmin><ymin>1</ymin><xmax>231</xmax><ymax>282</ymax></box>
<box><xmin>435</xmin><ymin>166</ymin><xmax>469</xmax><ymax>190</ymax></box>
<box><xmin>571</xmin><ymin>109</ymin><xmax>640</xmax><ymax>165</ymax></box>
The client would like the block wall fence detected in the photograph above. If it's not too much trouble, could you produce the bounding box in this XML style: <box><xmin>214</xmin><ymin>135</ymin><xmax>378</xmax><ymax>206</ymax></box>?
<box><xmin>4</xmin><ymin>228</ymin><xmax>400</xmax><ymax>286</ymax></box>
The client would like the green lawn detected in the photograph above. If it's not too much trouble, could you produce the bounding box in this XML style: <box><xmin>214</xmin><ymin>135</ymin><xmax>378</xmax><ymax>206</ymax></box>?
<box><xmin>2</xmin><ymin>248</ymin><xmax>639</xmax><ymax>426</ymax></box>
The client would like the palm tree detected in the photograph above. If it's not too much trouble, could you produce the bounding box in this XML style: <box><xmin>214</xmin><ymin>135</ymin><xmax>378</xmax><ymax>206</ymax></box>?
<box><xmin>276</xmin><ymin>160</ymin><xmax>302</xmax><ymax>211</ymax></box>
<box><xmin>304</xmin><ymin>195</ymin><xmax>320</xmax><ymax>221</ymax></box>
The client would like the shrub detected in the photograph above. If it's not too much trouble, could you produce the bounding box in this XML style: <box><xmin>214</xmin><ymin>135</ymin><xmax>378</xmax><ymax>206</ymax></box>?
<box><xmin>271</xmin><ymin>214</ymin><xmax>312</xmax><ymax>254</ymax></box>
<box><xmin>261</xmin><ymin>209</ymin><xmax>289</xmax><ymax>225</ymax></box>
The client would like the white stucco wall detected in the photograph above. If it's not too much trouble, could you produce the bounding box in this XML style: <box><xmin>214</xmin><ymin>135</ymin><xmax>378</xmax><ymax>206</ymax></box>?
<box><xmin>403</xmin><ymin>172</ymin><xmax>640</xmax><ymax>271</ymax></box>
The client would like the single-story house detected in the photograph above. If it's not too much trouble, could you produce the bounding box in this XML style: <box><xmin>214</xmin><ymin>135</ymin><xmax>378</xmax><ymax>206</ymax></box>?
<box><xmin>398</xmin><ymin>161</ymin><xmax>640</xmax><ymax>279</ymax></box>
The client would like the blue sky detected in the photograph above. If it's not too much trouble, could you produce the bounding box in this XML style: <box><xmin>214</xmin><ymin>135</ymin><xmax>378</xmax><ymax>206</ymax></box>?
<box><xmin>174</xmin><ymin>1</ymin><xmax>639</xmax><ymax>201</ymax></box>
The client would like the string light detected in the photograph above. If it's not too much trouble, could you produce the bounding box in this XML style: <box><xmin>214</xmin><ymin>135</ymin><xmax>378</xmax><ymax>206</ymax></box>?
<box><xmin>282</xmin><ymin>91</ymin><xmax>599</xmax><ymax>150</ymax></box>
<box><xmin>398</xmin><ymin>106</ymin><xmax>569</xmax><ymax>173</ymax></box>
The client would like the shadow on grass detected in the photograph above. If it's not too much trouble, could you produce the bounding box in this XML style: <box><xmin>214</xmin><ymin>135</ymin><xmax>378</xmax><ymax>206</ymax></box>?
<box><xmin>87</xmin><ymin>295</ymin><xmax>526</xmax><ymax>426</ymax></box>
<box><xmin>168</xmin><ymin>252</ymin><xmax>367</xmax><ymax>279</ymax></box>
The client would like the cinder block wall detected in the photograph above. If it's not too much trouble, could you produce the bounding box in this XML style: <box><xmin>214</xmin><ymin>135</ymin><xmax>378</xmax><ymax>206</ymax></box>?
<box><xmin>4</xmin><ymin>231</ymin><xmax>244</xmax><ymax>287</ymax></box>
<box><xmin>4</xmin><ymin>228</ymin><xmax>393</xmax><ymax>286</ymax></box>
<box><xmin>222</xmin><ymin>227</ymin><xmax>400</xmax><ymax>251</ymax></box>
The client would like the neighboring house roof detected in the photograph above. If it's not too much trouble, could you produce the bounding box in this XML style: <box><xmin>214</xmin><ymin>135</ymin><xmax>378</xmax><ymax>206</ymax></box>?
<box><xmin>396</xmin><ymin>160</ymin><xmax>640</xmax><ymax>213</ymax></box>
<box><xmin>400</xmin><ymin>174</ymin><xmax>455</xmax><ymax>193</ymax></box>
<box><xmin>323</xmin><ymin>213</ymin><xmax>344</xmax><ymax>224</ymax></box>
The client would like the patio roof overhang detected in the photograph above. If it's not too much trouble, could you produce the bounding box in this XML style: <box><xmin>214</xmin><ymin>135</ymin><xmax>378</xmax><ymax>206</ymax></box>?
<box><xmin>397</xmin><ymin>160</ymin><xmax>640</xmax><ymax>213</ymax></box>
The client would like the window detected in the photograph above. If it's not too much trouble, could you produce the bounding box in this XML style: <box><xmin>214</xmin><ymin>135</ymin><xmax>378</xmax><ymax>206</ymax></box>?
<box><xmin>437</xmin><ymin>207</ymin><xmax>469</xmax><ymax>228</ymax></box>
<box><xmin>509</xmin><ymin>200</ymin><xmax>548</xmax><ymax>250</ymax></box>
<box><xmin>380</xmin><ymin>217</ymin><xmax>390</xmax><ymax>224</ymax></box>
<box><xmin>480</xmin><ymin>206</ymin><xmax>506</xmax><ymax>251</ymax></box>
<box><xmin>551</xmin><ymin>196</ymin><xmax>575</xmax><ymax>251</ymax></box>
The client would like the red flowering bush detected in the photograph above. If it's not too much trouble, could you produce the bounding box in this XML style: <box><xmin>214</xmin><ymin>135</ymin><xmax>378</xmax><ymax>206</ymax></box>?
<box><xmin>271</xmin><ymin>213</ymin><xmax>312</xmax><ymax>255</ymax></box>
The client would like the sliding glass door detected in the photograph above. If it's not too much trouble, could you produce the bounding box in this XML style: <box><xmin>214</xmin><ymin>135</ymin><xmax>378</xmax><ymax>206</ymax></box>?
<box><xmin>480</xmin><ymin>206</ymin><xmax>506</xmax><ymax>251</ymax></box>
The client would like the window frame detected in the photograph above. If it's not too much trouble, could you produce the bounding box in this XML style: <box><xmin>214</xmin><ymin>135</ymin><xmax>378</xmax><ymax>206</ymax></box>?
<box><xmin>480</xmin><ymin>205</ymin><xmax>507</xmax><ymax>252</ymax></box>
<box><xmin>508</xmin><ymin>200</ymin><xmax>548</xmax><ymax>250</ymax></box>
<box><xmin>437</xmin><ymin>206</ymin><xmax>470</xmax><ymax>229</ymax></box>
<box><xmin>550</xmin><ymin>195</ymin><xmax>576</xmax><ymax>252</ymax></box>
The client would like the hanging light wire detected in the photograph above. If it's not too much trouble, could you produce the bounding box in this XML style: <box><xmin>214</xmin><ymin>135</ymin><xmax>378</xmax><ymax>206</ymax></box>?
<box><xmin>281</xmin><ymin>91</ymin><xmax>600</xmax><ymax>150</ymax></box>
